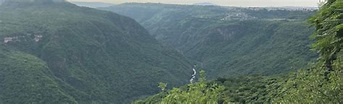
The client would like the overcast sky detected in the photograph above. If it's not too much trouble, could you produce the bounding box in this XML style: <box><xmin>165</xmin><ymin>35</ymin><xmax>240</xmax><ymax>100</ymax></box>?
<box><xmin>67</xmin><ymin>0</ymin><xmax>319</xmax><ymax>7</ymax></box>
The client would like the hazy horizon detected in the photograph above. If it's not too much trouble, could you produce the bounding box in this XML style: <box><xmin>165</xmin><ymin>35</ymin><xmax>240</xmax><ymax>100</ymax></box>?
<box><xmin>67</xmin><ymin>0</ymin><xmax>320</xmax><ymax>7</ymax></box>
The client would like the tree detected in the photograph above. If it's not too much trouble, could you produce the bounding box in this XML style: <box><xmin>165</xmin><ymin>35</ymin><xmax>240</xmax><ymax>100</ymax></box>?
<box><xmin>160</xmin><ymin>70</ymin><xmax>227</xmax><ymax>104</ymax></box>
<box><xmin>273</xmin><ymin>0</ymin><xmax>342</xmax><ymax>103</ymax></box>
<box><xmin>310</xmin><ymin>0</ymin><xmax>343</xmax><ymax>71</ymax></box>
<box><xmin>158</xmin><ymin>82</ymin><xmax>167</xmax><ymax>92</ymax></box>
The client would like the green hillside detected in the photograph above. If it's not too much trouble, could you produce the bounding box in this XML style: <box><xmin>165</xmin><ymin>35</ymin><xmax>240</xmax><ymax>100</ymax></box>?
<box><xmin>0</xmin><ymin>48</ymin><xmax>78</xmax><ymax>103</ymax></box>
<box><xmin>102</xmin><ymin>4</ymin><xmax>317</xmax><ymax>78</ymax></box>
<box><xmin>273</xmin><ymin>0</ymin><xmax>343</xmax><ymax>103</ymax></box>
<box><xmin>0</xmin><ymin>0</ymin><xmax>341</xmax><ymax>103</ymax></box>
<box><xmin>125</xmin><ymin>0</ymin><xmax>343</xmax><ymax>103</ymax></box>
<box><xmin>0</xmin><ymin>0</ymin><xmax>193</xmax><ymax>103</ymax></box>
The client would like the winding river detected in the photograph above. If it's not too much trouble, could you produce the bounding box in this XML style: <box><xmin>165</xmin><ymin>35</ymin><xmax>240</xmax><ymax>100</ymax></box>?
<box><xmin>190</xmin><ymin>67</ymin><xmax>197</xmax><ymax>83</ymax></box>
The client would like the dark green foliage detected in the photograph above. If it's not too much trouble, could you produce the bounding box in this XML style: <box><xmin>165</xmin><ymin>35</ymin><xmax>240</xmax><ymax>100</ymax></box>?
<box><xmin>0</xmin><ymin>1</ymin><xmax>193</xmax><ymax>103</ymax></box>
<box><xmin>0</xmin><ymin>48</ymin><xmax>77</xmax><ymax>103</ymax></box>
<box><xmin>102</xmin><ymin>4</ymin><xmax>317</xmax><ymax>78</ymax></box>
<box><xmin>214</xmin><ymin>76</ymin><xmax>283</xmax><ymax>103</ymax></box>
<box><xmin>134</xmin><ymin>92</ymin><xmax>168</xmax><ymax>104</ymax></box>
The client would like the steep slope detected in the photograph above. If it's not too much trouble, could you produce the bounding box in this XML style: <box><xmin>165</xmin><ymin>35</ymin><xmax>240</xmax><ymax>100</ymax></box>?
<box><xmin>0</xmin><ymin>0</ymin><xmax>192</xmax><ymax>103</ymax></box>
<box><xmin>127</xmin><ymin>1</ymin><xmax>343</xmax><ymax>103</ymax></box>
<box><xmin>102</xmin><ymin>3</ymin><xmax>317</xmax><ymax>78</ymax></box>
<box><xmin>0</xmin><ymin>48</ymin><xmax>79</xmax><ymax>103</ymax></box>
<box><xmin>273</xmin><ymin>0</ymin><xmax>343</xmax><ymax>103</ymax></box>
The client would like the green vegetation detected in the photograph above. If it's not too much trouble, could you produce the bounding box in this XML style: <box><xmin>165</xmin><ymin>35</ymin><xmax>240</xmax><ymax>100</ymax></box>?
<box><xmin>214</xmin><ymin>76</ymin><xmax>283</xmax><ymax>103</ymax></box>
<box><xmin>135</xmin><ymin>70</ymin><xmax>227</xmax><ymax>104</ymax></box>
<box><xmin>0</xmin><ymin>48</ymin><xmax>78</xmax><ymax>103</ymax></box>
<box><xmin>135</xmin><ymin>74</ymin><xmax>285</xmax><ymax>104</ymax></box>
<box><xmin>0</xmin><ymin>0</ymin><xmax>193</xmax><ymax>103</ymax></box>
<box><xmin>102</xmin><ymin>4</ymin><xmax>317</xmax><ymax>78</ymax></box>
<box><xmin>273</xmin><ymin>0</ymin><xmax>343</xmax><ymax>103</ymax></box>
<box><xmin>0</xmin><ymin>0</ymin><xmax>341</xmax><ymax>103</ymax></box>
<box><xmin>160</xmin><ymin>70</ymin><xmax>225</xmax><ymax>103</ymax></box>
<box><xmin>134</xmin><ymin>0</ymin><xmax>342</xmax><ymax>103</ymax></box>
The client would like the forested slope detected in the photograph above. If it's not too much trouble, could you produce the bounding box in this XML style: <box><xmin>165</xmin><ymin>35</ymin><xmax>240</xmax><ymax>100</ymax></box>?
<box><xmin>273</xmin><ymin>0</ymin><xmax>343</xmax><ymax>103</ymax></box>
<box><xmin>0</xmin><ymin>0</ymin><xmax>193</xmax><ymax>103</ymax></box>
<box><xmin>102</xmin><ymin>4</ymin><xmax>317</xmax><ymax>78</ymax></box>
<box><xmin>134</xmin><ymin>0</ymin><xmax>343</xmax><ymax>103</ymax></box>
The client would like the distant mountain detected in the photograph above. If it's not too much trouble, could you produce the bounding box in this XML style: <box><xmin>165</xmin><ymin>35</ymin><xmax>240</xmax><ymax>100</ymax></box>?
<box><xmin>101</xmin><ymin>3</ymin><xmax>317</xmax><ymax>78</ymax></box>
<box><xmin>2</xmin><ymin>0</ymin><xmax>65</xmax><ymax>4</ymax></box>
<box><xmin>280</xmin><ymin>6</ymin><xmax>318</xmax><ymax>10</ymax></box>
<box><xmin>0</xmin><ymin>1</ymin><xmax>192</xmax><ymax>103</ymax></box>
<box><xmin>193</xmin><ymin>2</ymin><xmax>217</xmax><ymax>6</ymax></box>
<box><xmin>71</xmin><ymin>2</ymin><xmax>114</xmax><ymax>8</ymax></box>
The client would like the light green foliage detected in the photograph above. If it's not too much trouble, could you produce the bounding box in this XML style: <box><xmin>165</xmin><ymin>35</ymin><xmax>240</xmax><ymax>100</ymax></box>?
<box><xmin>161</xmin><ymin>82</ymin><xmax>225</xmax><ymax>104</ymax></box>
<box><xmin>161</xmin><ymin>70</ymin><xmax>225</xmax><ymax>104</ymax></box>
<box><xmin>136</xmin><ymin>74</ymin><xmax>285</xmax><ymax>104</ymax></box>
<box><xmin>310</xmin><ymin>0</ymin><xmax>342</xmax><ymax>62</ymax></box>
<box><xmin>273</xmin><ymin>0</ymin><xmax>342</xmax><ymax>103</ymax></box>
<box><xmin>273</xmin><ymin>63</ymin><xmax>342</xmax><ymax>103</ymax></box>
<box><xmin>135</xmin><ymin>70</ymin><xmax>226</xmax><ymax>104</ymax></box>
<box><xmin>158</xmin><ymin>82</ymin><xmax>167</xmax><ymax>91</ymax></box>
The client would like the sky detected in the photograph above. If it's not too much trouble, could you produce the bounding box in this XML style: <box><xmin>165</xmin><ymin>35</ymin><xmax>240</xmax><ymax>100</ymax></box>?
<box><xmin>67</xmin><ymin>0</ymin><xmax>320</xmax><ymax>7</ymax></box>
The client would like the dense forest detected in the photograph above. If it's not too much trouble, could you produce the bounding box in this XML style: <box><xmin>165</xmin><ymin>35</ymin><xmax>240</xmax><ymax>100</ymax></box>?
<box><xmin>0</xmin><ymin>0</ymin><xmax>342</xmax><ymax>103</ymax></box>
<box><xmin>102</xmin><ymin>4</ymin><xmax>318</xmax><ymax>78</ymax></box>
<box><xmin>133</xmin><ymin>0</ymin><xmax>343</xmax><ymax>103</ymax></box>
<box><xmin>0</xmin><ymin>0</ymin><xmax>193</xmax><ymax>103</ymax></box>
